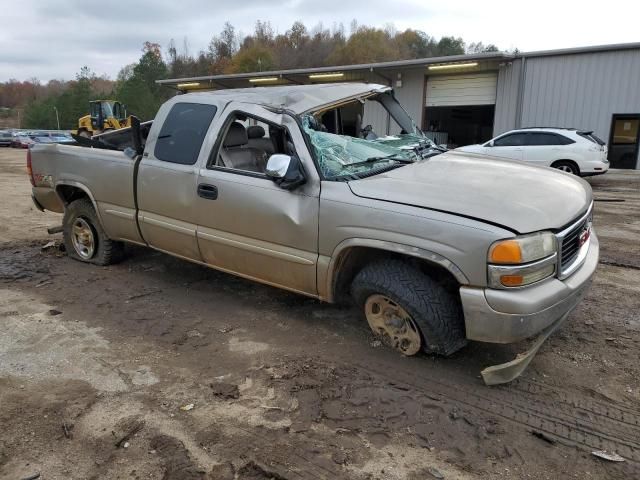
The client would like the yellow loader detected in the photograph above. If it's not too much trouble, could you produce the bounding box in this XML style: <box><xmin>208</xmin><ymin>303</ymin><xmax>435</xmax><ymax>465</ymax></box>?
<box><xmin>75</xmin><ymin>100</ymin><xmax>131</xmax><ymax>138</ymax></box>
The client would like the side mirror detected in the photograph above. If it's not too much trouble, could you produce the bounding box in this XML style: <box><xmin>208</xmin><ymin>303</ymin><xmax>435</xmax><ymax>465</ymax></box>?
<box><xmin>266</xmin><ymin>154</ymin><xmax>306</xmax><ymax>190</ymax></box>
<box><xmin>486</xmin><ymin>140</ymin><xmax>494</xmax><ymax>147</ymax></box>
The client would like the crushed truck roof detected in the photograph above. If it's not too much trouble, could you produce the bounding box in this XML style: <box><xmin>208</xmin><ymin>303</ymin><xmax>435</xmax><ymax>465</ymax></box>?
<box><xmin>179</xmin><ymin>83</ymin><xmax>390</xmax><ymax>114</ymax></box>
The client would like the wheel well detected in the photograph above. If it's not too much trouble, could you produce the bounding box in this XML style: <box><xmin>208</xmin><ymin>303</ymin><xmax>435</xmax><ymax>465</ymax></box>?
<box><xmin>551</xmin><ymin>159</ymin><xmax>580</xmax><ymax>173</ymax></box>
<box><xmin>56</xmin><ymin>185</ymin><xmax>90</xmax><ymax>206</ymax></box>
<box><xmin>331</xmin><ymin>246</ymin><xmax>461</xmax><ymax>304</ymax></box>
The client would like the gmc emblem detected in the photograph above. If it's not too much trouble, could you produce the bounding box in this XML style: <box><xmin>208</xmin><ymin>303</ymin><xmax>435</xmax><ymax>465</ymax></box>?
<box><xmin>578</xmin><ymin>223</ymin><xmax>592</xmax><ymax>248</ymax></box>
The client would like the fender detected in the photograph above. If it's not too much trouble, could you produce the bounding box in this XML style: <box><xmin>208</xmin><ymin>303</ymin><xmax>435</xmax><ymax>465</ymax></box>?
<box><xmin>322</xmin><ymin>238</ymin><xmax>470</xmax><ymax>302</ymax></box>
<box><xmin>54</xmin><ymin>180</ymin><xmax>106</xmax><ymax>228</ymax></box>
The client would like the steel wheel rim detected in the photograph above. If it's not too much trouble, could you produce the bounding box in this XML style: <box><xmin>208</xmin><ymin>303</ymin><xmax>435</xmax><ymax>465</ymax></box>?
<box><xmin>71</xmin><ymin>217</ymin><xmax>96</xmax><ymax>260</ymax></box>
<box><xmin>364</xmin><ymin>294</ymin><xmax>422</xmax><ymax>355</ymax></box>
<box><xmin>556</xmin><ymin>164</ymin><xmax>574</xmax><ymax>173</ymax></box>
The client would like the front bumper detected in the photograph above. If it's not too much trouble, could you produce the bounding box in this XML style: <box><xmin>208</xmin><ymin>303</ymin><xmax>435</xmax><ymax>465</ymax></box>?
<box><xmin>461</xmin><ymin>232</ymin><xmax>599</xmax><ymax>344</ymax></box>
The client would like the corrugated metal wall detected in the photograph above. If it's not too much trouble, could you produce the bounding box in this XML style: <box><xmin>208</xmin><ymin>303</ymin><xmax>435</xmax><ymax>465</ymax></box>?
<box><xmin>495</xmin><ymin>49</ymin><xmax>640</xmax><ymax>167</ymax></box>
<box><xmin>494</xmin><ymin>60</ymin><xmax>522</xmax><ymax>135</ymax></box>
<box><xmin>521</xmin><ymin>50</ymin><xmax>640</xmax><ymax>140</ymax></box>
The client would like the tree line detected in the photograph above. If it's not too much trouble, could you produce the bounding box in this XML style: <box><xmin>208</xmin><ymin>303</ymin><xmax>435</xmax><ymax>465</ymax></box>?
<box><xmin>0</xmin><ymin>20</ymin><xmax>500</xmax><ymax>129</ymax></box>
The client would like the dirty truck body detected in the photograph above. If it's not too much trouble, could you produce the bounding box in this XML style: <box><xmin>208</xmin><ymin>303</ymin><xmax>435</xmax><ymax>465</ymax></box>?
<box><xmin>29</xmin><ymin>83</ymin><xmax>598</xmax><ymax>383</ymax></box>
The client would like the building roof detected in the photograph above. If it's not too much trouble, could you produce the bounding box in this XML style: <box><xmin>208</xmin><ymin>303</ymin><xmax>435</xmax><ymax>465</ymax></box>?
<box><xmin>157</xmin><ymin>51</ymin><xmax>510</xmax><ymax>89</ymax></box>
<box><xmin>179</xmin><ymin>82</ymin><xmax>390</xmax><ymax>113</ymax></box>
<box><xmin>521</xmin><ymin>41</ymin><xmax>640</xmax><ymax>59</ymax></box>
<box><xmin>156</xmin><ymin>41</ymin><xmax>640</xmax><ymax>91</ymax></box>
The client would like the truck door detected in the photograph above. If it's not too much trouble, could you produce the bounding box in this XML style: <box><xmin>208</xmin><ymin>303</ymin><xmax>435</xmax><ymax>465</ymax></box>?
<box><xmin>195</xmin><ymin>104</ymin><xmax>320</xmax><ymax>296</ymax></box>
<box><xmin>137</xmin><ymin>101</ymin><xmax>218</xmax><ymax>261</ymax></box>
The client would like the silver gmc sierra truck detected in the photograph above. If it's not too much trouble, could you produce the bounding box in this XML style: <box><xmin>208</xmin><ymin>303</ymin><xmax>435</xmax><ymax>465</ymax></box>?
<box><xmin>28</xmin><ymin>83</ymin><xmax>598</xmax><ymax>384</ymax></box>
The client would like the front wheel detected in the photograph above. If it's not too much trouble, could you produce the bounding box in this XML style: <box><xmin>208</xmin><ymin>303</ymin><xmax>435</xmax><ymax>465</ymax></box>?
<box><xmin>63</xmin><ymin>198</ymin><xmax>124</xmax><ymax>265</ymax></box>
<box><xmin>351</xmin><ymin>259</ymin><xmax>467</xmax><ymax>356</ymax></box>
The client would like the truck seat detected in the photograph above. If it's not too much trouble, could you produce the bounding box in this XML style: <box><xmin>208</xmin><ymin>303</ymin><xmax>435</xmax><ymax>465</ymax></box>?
<box><xmin>246</xmin><ymin>125</ymin><xmax>276</xmax><ymax>157</ymax></box>
<box><xmin>219</xmin><ymin>122</ymin><xmax>267</xmax><ymax>173</ymax></box>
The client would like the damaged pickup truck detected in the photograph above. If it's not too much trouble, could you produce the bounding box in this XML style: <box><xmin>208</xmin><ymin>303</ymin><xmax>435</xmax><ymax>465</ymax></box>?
<box><xmin>28</xmin><ymin>83</ymin><xmax>598</xmax><ymax>384</ymax></box>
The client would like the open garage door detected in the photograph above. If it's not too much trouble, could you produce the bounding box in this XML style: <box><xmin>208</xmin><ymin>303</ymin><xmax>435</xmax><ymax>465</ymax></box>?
<box><xmin>424</xmin><ymin>72</ymin><xmax>497</xmax><ymax>148</ymax></box>
<box><xmin>426</xmin><ymin>73</ymin><xmax>497</xmax><ymax>107</ymax></box>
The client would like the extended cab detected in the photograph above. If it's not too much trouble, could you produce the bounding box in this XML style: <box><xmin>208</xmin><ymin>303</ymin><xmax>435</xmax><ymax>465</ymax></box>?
<box><xmin>29</xmin><ymin>83</ymin><xmax>598</xmax><ymax>384</ymax></box>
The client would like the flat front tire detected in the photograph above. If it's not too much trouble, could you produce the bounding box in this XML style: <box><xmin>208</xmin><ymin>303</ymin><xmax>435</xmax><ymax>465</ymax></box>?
<box><xmin>63</xmin><ymin>198</ymin><xmax>124</xmax><ymax>265</ymax></box>
<box><xmin>351</xmin><ymin>259</ymin><xmax>467</xmax><ymax>356</ymax></box>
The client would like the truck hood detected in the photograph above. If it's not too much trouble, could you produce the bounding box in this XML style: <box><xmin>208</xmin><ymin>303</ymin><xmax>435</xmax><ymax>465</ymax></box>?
<box><xmin>347</xmin><ymin>151</ymin><xmax>592</xmax><ymax>234</ymax></box>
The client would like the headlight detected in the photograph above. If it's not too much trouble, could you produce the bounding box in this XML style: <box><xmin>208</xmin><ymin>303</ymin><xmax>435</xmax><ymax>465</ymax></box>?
<box><xmin>488</xmin><ymin>232</ymin><xmax>557</xmax><ymax>288</ymax></box>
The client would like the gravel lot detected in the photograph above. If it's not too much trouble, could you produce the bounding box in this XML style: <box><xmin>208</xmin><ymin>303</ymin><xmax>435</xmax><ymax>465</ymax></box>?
<box><xmin>0</xmin><ymin>147</ymin><xmax>639</xmax><ymax>479</ymax></box>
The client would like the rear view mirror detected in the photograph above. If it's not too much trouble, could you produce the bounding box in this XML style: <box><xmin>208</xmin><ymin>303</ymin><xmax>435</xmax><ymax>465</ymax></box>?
<box><xmin>266</xmin><ymin>154</ymin><xmax>306</xmax><ymax>190</ymax></box>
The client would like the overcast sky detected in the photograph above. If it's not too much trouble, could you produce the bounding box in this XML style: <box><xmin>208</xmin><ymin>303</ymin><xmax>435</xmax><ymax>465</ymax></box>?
<box><xmin>2</xmin><ymin>0</ymin><xmax>639</xmax><ymax>82</ymax></box>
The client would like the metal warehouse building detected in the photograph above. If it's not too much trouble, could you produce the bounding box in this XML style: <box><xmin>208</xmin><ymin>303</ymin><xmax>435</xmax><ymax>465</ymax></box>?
<box><xmin>159</xmin><ymin>42</ymin><xmax>640</xmax><ymax>169</ymax></box>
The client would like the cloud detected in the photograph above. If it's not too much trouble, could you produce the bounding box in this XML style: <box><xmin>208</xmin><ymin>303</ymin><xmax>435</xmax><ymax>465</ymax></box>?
<box><xmin>1</xmin><ymin>0</ymin><xmax>639</xmax><ymax>81</ymax></box>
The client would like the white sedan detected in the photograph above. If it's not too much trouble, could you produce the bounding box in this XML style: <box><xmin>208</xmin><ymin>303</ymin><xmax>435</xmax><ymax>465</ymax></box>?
<box><xmin>455</xmin><ymin>128</ymin><xmax>609</xmax><ymax>176</ymax></box>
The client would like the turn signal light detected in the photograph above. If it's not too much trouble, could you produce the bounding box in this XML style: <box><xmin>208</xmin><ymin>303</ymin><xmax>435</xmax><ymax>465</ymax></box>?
<box><xmin>489</xmin><ymin>240</ymin><xmax>522</xmax><ymax>264</ymax></box>
<box><xmin>500</xmin><ymin>275</ymin><xmax>524</xmax><ymax>287</ymax></box>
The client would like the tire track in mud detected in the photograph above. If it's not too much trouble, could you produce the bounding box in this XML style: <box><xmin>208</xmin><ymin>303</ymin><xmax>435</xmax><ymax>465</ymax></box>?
<box><xmin>351</xmin><ymin>358</ymin><xmax>640</xmax><ymax>466</ymax></box>
<box><xmin>508</xmin><ymin>379</ymin><xmax>640</xmax><ymax>436</ymax></box>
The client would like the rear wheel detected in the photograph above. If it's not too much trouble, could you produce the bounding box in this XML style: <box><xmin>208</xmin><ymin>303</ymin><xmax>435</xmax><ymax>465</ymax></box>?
<box><xmin>552</xmin><ymin>160</ymin><xmax>579</xmax><ymax>175</ymax></box>
<box><xmin>351</xmin><ymin>259</ymin><xmax>467</xmax><ymax>356</ymax></box>
<box><xmin>63</xmin><ymin>198</ymin><xmax>124</xmax><ymax>265</ymax></box>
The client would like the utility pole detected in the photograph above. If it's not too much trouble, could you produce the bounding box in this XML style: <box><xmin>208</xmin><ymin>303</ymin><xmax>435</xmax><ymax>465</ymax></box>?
<box><xmin>53</xmin><ymin>106</ymin><xmax>60</xmax><ymax>130</ymax></box>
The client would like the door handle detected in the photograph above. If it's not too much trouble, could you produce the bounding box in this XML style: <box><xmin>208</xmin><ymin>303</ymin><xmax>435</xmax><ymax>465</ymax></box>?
<box><xmin>197</xmin><ymin>183</ymin><xmax>218</xmax><ymax>200</ymax></box>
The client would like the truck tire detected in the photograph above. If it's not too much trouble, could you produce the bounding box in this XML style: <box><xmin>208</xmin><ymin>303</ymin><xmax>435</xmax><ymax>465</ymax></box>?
<box><xmin>63</xmin><ymin>198</ymin><xmax>124</xmax><ymax>266</ymax></box>
<box><xmin>351</xmin><ymin>259</ymin><xmax>467</xmax><ymax>356</ymax></box>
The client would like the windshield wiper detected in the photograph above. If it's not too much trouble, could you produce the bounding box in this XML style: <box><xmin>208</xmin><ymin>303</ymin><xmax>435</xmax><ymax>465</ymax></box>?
<box><xmin>345</xmin><ymin>154</ymin><xmax>412</xmax><ymax>168</ymax></box>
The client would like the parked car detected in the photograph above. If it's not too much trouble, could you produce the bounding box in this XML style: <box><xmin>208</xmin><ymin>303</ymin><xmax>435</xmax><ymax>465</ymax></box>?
<box><xmin>27</xmin><ymin>84</ymin><xmax>598</xmax><ymax>384</ymax></box>
<box><xmin>11</xmin><ymin>134</ymin><xmax>35</xmax><ymax>148</ymax></box>
<box><xmin>455</xmin><ymin>128</ymin><xmax>609</xmax><ymax>176</ymax></box>
<box><xmin>28</xmin><ymin>131</ymin><xmax>56</xmax><ymax>144</ymax></box>
<box><xmin>49</xmin><ymin>132</ymin><xmax>74</xmax><ymax>144</ymax></box>
<box><xmin>0</xmin><ymin>130</ymin><xmax>13</xmax><ymax>147</ymax></box>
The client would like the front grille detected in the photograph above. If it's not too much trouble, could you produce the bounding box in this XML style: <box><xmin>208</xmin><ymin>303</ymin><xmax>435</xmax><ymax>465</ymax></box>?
<box><xmin>558</xmin><ymin>207</ymin><xmax>593</xmax><ymax>274</ymax></box>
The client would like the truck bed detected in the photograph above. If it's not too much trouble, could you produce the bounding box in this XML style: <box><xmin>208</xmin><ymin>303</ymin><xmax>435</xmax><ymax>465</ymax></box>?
<box><xmin>30</xmin><ymin>142</ymin><xmax>142</xmax><ymax>243</ymax></box>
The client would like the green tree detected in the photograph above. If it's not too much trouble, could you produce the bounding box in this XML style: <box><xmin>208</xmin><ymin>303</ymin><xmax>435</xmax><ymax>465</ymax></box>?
<box><xmin>395</xmin><ymin>30</ymin><xmax>438</xmax><ymax>59</ymax></box>
<box><xmin>467</xmin><ymin>42</ymin><xmax>500</xmax><ymax>54</ymax></box>
<box><xmin>329</xmin><ymin>26</ymin><xmax>397</xmax><ymax>64</ymax></box>
<box><xmin>436</xmin><ymin>37</ymin><xmax>466</xmax><ymax>56</ymax></box>
<box><xmin>115</xmin><ymin>42</ymin><xmax>169</xmax><ymax>121</ymax></box>
<box><xmin>232</xmin><ymin>44</ymin><xmax>275</xmax><ymax>73</ymax></box>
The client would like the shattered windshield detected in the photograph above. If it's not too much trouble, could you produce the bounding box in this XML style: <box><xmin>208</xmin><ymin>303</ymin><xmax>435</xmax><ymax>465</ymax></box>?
<box><xmin>301</xmin><ymin>91</ymin><xmax>443</xmax><ymax>180</ymax></box>
<box><xmin>302</xmin><ymin>115</ymin><xmax>416</xmax><ymax>179</ymax></box>
<box><xmin>302</xmin><ymin>116</ymin><xmax>444</xmax><ymax>179</ymax></box>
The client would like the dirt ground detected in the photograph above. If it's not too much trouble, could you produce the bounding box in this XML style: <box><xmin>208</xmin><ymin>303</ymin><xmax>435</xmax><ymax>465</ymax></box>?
<box><xmin>1</xmin><ymin>147</ymin><xmax>639</xmax><ymax>480</ymax></box>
